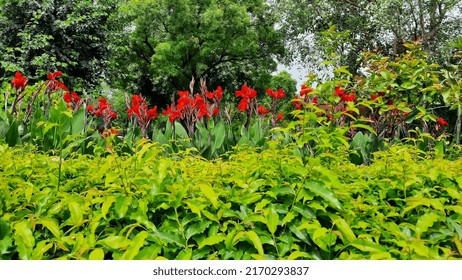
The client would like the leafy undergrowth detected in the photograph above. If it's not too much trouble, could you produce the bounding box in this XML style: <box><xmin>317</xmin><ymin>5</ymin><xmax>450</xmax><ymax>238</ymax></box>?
<box><xmin>0</xmin><ymin>141</ymin><xmax>461</xmax><ymax>260</ymax></box>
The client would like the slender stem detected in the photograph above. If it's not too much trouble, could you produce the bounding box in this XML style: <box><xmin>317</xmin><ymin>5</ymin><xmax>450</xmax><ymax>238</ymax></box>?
<box><xmin>455</xmin><ymin>105</ymin><xmax>462</xmax><ymax>145</ymax></box>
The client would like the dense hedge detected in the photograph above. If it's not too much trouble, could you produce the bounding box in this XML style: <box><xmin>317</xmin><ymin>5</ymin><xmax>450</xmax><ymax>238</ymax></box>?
<box><xmin>1</xmin><ymin>141</ymin><xmax>461</xmax><ymax>260</ymax></box>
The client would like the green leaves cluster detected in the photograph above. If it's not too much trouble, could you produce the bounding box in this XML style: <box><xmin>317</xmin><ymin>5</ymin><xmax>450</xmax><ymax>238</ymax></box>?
<box><xmin>112</xmin><ymin>0</ymin><xmax>285</xmax><ymax>103</ymax></box>
<box><xmin>1</xmin><ymin>140</ymin><xmax>461</xmax><ymax>259</ymax></box>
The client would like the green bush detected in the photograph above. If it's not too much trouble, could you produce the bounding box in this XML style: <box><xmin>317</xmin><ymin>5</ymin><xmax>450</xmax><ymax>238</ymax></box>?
<box><xmin>0</xmin><ymin>141</ymin><xmax>461</xmax><ymax>260</ymax></box>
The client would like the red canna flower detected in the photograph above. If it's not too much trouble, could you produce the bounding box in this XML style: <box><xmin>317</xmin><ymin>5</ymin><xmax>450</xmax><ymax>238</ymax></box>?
<box><xmin>341</xmin><ymin>93</ymin><xmax>356</xmax><ymax>102</ymax></box>
<box><xmin>212</xmin><ymin>107</ymin><xmax>219</xmax><ymax>116</ymax></box>
<box><xmin>46</xmin><ymin>71</ymin><xmax>68</xmax><ymax>92</ymax></box>
<box><xmin>292</xmin><ymin>99</ymin><xmax>303</xmax><ymax>110</ymax></box>
<box><xmin>236</xmin><ymin>85</ymin><xmax>257</xmax><ymax>112</ymax></box>
<box><xmin>71</xmin><ymin>92</ymin><xmax>81</xmax><ymax>102</ymax></box>
<box><xmin>236</xmin><ymin>84</ymin><xmax>257</xmax><ymax>99</ymax></box>
<box><xmin>300</xmin><ymin>84</ymin><xmax>313</xmax><ymax>96</ymax></box>
<box><xmin>237</xmin><ymin>98</ymin><xmax>250</xmax><ymax>112</ymax></box>
<box><xmin>257</xmin><ymin>105</ymin><xmax>270</xmax><ymax>116</ymax></box>
<box><xmin>311</xmin><ymin>97</ymin><xmax>318</xmax><ymax>104</ymax></box>
<box><xmin>162</xmin><ymin>105</ymin><xmax>181</xmax><ymax>123</ymax></box>
<box><xmin>126</xmin><ymin>94</ymin><xmax>158</xmax><ymax>137</ymax></box>
<box><xmin>147</xmin><ymin>107</ymin><xmax>158</xmax><ymax>119</ymax></box>
<box><xmin>206</xmin><ymin>86</ymin><xmax>223</xmax><ymax>101</ymax></box>
<box><xmin>64</xmin><ymin>92</ymin><xmax>83</xmax><ymax>111</ymax></box>
<box><xmin>63</xmin><ymin>92</ymin><xmax>72</xmax><ymax>103</ymax></box>
<box><xmin>47</xmin><ymin>71</ymin><xmax>62</xmax><ymax>80</ymax></box>
<box><xmin>177</xmin><ymin>90</ymin><xmax>191</xmax><ymax>111</ymax></box>
<box><xmin>11</xmin><ymin>72</ymin><xmax>27</xmax><ymax>90</ymax></box>
<box><xmin>276</xmin><ymin>113</ymin><xmax>283</xmax><ymax>121</ymax></box>
<box><xmin>334</xmin><ymin>86</ymin><xmax>346</xmax><ymax>97</ymax></box>
<box><xmin>437</xmin><ymin>117</ymin><xmax>449</xmax><ymax>126</ymax></box>
<box><xmin>266</xmin><ymin>88</ymin><xmax>286</xmax><ymax>99</ymax></box>
<box><xmin>371</xmin><ymin>92</ymin><xmax>385</xmax><ymax>100</ymax></box>
<box><xmin>90</xmin><ymin>97</ymin><xmax>117</xmax><ymax>121</ymax></box>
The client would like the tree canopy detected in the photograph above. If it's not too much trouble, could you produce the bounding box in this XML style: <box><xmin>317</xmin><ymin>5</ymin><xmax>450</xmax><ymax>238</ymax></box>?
<box><xmin>273</xmin><ymin>0</ymin><xmax>462</xmax><ymax>73</ymax></box>
<box><xmin>0</xmin><ymin>0</ymin><xmax>118</xmax><ymax>90</ymax></box>
<box><xmin>110</xmin><ymin>0</ymin><xmax>286</xmax><ymax>106</ymax></box>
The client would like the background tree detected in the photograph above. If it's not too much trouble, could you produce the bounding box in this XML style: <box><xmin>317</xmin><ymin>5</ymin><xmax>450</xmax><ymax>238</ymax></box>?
<box><xmin>0</xmin><ymin>0</ymin><xmax>119</xmax><ymax>90</ymax></box>
<box><xmin>272</xmin><ymin>0</ymin><xmax>462</xmax><ymax>74</ymax></box>
<box><xmin>109</xmin><ymin>0</ymin><xmax>286</xmax><ymax>107</ymax></box>
<box><xmin>269</xmin><ymin>70</ymin><xmax>297</xmax><ymax>96</ymax></box>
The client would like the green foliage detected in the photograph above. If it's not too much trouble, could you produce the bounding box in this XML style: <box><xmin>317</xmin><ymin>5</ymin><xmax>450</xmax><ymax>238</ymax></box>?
<box><xmin>0</xmin><ymin>141</ymin><xmax>461</xmax><ymax>260</ymax></box>
<box><xmin>0</xmin><ymin>0</ymin><xmax>119</xmax><ymax>89</ymax></box>
<box><xmin>274</xmin><ymin>0</ymin><xmax>462</xmax><ymax>73</ymax></box>
<box><xmin>111</xmin><ymin>0</ymin><xmax>285</xmax><ymax>105</ymax></box>
<box><xmin>270</xmin><ymin>71</ymin><xmax>297</xmax><ymax>97</ymax></box>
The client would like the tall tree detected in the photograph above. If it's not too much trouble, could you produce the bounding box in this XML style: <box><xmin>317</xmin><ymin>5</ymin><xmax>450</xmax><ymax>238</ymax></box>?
<box><xmin>0</xmin><ymin>0</ymin><xmax>119</xmax><ymax>90</ymax></box>
<box><xmin>109</xmin><ymin>0</ymin><xmax>285</xmax><ymax>106</ymax></box>
<box><xmin>273</xmin><ymin>0</ymin><xmax>462</xmax><ymax>73</ymax></box>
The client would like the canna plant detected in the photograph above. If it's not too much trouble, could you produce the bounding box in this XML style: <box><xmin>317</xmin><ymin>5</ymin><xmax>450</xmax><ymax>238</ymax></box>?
<box><xmin>126</xmin><ymin>94</ymin><xmax>158</xmax><ymax>139</ymax></box>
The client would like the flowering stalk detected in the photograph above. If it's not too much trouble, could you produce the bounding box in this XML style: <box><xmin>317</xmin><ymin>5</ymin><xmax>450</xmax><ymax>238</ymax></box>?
<box><xmin>266</xmin><ymin>88</ymin><xmax>286</xmax><ymax>127</ymax></box>
<box><xmin>88</xmin><ymin>97</ymin><xmax>118</xmax><ymax>135</ymax></box>
<box><xmin>126</xmin><ymin>94</ymin><xmax>158</xmax><ymax>138</ymax></box>
<box><xmin>236</xmin><ymin>84</ymin><xmax>257</xmax><ymax>129</ymax></box>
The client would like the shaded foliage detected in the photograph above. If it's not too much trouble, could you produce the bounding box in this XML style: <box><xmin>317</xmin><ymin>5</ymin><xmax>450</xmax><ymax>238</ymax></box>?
<box><xmin>0</xmin><ymin>0</ymin><xmax>119</xmax><ymax>90</ymax></box>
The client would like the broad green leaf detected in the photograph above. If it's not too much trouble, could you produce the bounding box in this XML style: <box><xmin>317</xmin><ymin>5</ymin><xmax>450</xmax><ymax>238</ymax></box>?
<box><xmin>98</xmin><ymin>236</ymin><xmax>131</xmax><ymax>250</ymax></box>
<box><xmin>101</xmin><ymin>196</ymin><xmax>116</xmax><ymax>219</ymax></box>
<box><xmin>266</xmin><ymin>206</ymin><xmax>279</xmax><ymax>235</ymax></box>
<box><xmin>121</xmin><ymin>231</ymin><xmax>148</xmax><ymax>260</ymax></box>
<box><xmin>185</xmin><ymin>201</ymin><xmax>202</xmax><ymax>218</ymax></box>
<box><xmin>328</xmin><ymin>213</ymin><xmax>356</xmax><ymax>243</ymax></box>
<box><xmin>89</xmin><ymin>248</ymin><xmax>105</xmax><ymax>260</ymax></box>
<box><xmin>71</xmin><ymin>108</ymin><xmax>85</xmax><ymax>134</ymax></box>
<box><xmin>245</xmin><ymin>230</ymin><xmax>264</xmax><ymax>255</ymax></box>
<box><xmin>312</xmin><ymin>227</ymin><xmax>337</xmax><ymax>251</ymax></box>
<box><xmin>351</xmin><ymin>239</ymin><xmax>386</xmax><ymax>253</ymax></box>
<box><xmin>211</xmin><ymin>122</ymin><xmax>226</xmax><ymax>151</ymax></box>
<box><xmin>37</xmin><ymin>218</ymin><xmax>61</xmax><ymax>238</ymax></box>
<box><xmin>199</xmin><ymin>183</ymin><xmax>219</xmax><ymax>208</ymax></box>
<box><xmin>32</xmin><ymin>240</ymin><xmax>53</xmax><ymax>259</ymax></box>
<box><xmin>175</xmin><ymin>248</ymin><xmax>193</xmax><ymax>260</ymax></box>
<box><xmin>401</xmin><ymin>81</ymin><xmax>417</xmax><ymax>89</ymax></box>
<box><xmin>0</xmin><ymin>219</ymin><xmax>9</xmax><ymax>239</ymax></box>
<box><xmin>114</xmin><ymin>196</ymin><xmax>131</xmax><ymax>218</ymax></box>
<box><xmin>409</xmin><ymin>241</ymin><xmax>430</xmax><ymax>258</ymax></box>
<box><xmin>24</xmin><ymin>186</ymin><xmax>33</xmax><ymax>203</ymax></box>
<box><xmin>454</xmin><ymin>234</ymin><xmax>462</xmax><ymax>256</ymax></box>
<box><xmin>250</xmin><ymin>254</ymin><xmax>266</xmax><ymax>260</ymax></box>
<box><xmin>151</xmin><ymin>231</ymin><xmax>185</xmax><ymax>247</ymax></box>
<box><xmin>185</xmin><ymin>220</ymin><xmax>212</xmax><ymax>240</ymax></box>
<box><xmin>447</xmin><ymin>217</ymin><xmax>462</xmax><ymax>238</ymax></box>
<box><xmin>304</xmin><ymin>181</ymin><xmax>342</xmax><ymax>211</ymax></box>
<box><xmin>174</xmin><ymin>122</ymin><xmax>189</xmax><ymax>139</ymax></box>
<box><xmin>287</xmin><ymin>251</ymin><xmax>313</xmax><ymax>260</ymax></box>
<box><xmin>255</xmin><ymin>199</ymin><xmax>271</xmax><ymax>212</ymax></box>
<box><xmin>14</xmin><ymin>221</ymin><xmax>35</xmax><ymax>248</ymax></box>
<box><xmin>36</xmin><ymin>121</ymin><xmax>58</xmax><ymax>136</ymax></box>
<box><xmin>350</xmin><ymin>123</ymin><xmax>377</xmax><ymax>135</ymax></box>
<box><xmin>415</xmin><ymin>213</ymin><xmax>440</xmax><ymax>238</ymax></box>
<box><xmin>5</xmin><ymin>120</ymin><xmax>20</xmax><ymax>147</ymax></box>
<box><xmin>68</xmin><ymin>201</ymin><xmax>84</xmax><ymax>225</ymax></box>
<box><xmin>281</xmin><ymin>211</ymin><xmax>297</xmax><ymax>225</ymax></box>
<box><xmin>198</xmin><ymin>234</ymin><xmax>226</xmax><ymax>249</ymax></box>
